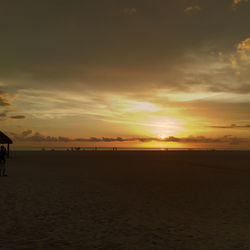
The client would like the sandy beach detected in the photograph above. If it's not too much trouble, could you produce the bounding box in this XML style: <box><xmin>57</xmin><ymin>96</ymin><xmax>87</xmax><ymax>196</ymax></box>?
<box><xmin>0</xmin><ymin>150</ymin><xmax>250</xmax><ymax>249</ymax></box>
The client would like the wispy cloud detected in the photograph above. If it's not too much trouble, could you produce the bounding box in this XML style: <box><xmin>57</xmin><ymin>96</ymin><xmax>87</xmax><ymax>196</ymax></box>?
<box><xmin>10</xmin><ymin>115</ymin><xmax>26</xmax><ymax>119</ymax></box>
<box><xmin>0</xmin><ymin>111</ymin><xmax>8</xmax><ymax>117</ymax></box>
<box><xmin>0</xmin><ymin>91</ymin><xmax>12</xmax><ymax>107</ymax></box>
<box><xmin>229</xmin><ymin>55</ymin><xmax>238</xmax><ymax>66</ymax></box>
<box><xmin>209</xmin><ymin>124</ymin><xmax>250</xmax><ymax>129</ymax></box>
<box><xmin>0</xmin><ymin>91</ymin><xmax>23</xmax><ymax>121</ymax></box>
<box><xmin>232</xmin><ymin>0</ymin><xmax>249</xmax><ymax>9</ymax></box>
<box><xmin>0</xmin><ymin>97</ymin><xmax>11</xmax><ymax>107</ymax></box>
<box><xmin>22</xmin><ymin>129</ymin><xmax>33</xmax><ymax>137</ymax></box>
<box><xmin>122</xmin><ymin>8</ymin><xmax>136</xmax><ymax>16</ymax></box>
<box><xmin>184</xmin><ymin>5</ymin><xmax>201</xmax><ymax>14</ymax></box>
<box><xmin>237</xmin><ymin>38</ymin><xmax>250</xmax><ymax>59</ymax></box>
<box><xmin>1</xmin><ymin>1</ymin><xmax>250</xmax><ymax>148</ymax></box>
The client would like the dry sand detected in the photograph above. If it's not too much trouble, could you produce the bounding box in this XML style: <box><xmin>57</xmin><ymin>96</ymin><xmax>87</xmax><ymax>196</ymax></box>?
<box><xmin>0</xmin><ymin>150</ymin><xmax>250</xmax><ymax>249</ymax></box>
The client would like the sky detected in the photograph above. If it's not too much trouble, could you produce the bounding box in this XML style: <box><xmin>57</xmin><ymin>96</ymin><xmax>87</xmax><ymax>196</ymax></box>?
<box><xmin>1</xmin><ymin>0</ymin><xmax>250</xmax><ymax>149</ymax></box>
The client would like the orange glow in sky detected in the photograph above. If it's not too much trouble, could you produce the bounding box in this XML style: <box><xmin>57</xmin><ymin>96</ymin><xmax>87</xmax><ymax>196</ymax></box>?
<box><xmin>1</xmin><ymin>1</ymin><xmax>250</xmax><ymax>149</ymax></box>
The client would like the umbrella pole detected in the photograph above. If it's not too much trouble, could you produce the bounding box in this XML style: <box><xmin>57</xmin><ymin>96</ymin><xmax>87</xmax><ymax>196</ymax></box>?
<box><xmin>7</xmin><ymin>143</ymin><xmax>9</xmax><ymax>158</ymax></box>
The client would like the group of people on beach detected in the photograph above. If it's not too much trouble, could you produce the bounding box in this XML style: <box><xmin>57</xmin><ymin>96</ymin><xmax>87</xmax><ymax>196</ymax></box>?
<box><xmin>0</xmin><ymin>145</ymin><xmax>7</xmax><ymax>177</ymax></box>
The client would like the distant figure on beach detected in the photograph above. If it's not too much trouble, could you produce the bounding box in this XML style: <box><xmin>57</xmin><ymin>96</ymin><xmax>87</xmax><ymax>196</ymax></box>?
<box><xmin>0</xmin><ymin>145</ymin><xmax>7</xmax><ymax>176</ymax></box>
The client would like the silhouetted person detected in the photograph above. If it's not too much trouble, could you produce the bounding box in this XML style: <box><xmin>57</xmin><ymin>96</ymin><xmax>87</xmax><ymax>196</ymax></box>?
<box><xmin>0</xmin><ymin>145</ymin><xmax>7</xmax><ymax>176</ymax></box>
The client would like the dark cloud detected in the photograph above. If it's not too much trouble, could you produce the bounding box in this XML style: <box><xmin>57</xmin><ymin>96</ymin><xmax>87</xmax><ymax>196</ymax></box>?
<box><xmin>0</xmin><ymin>91</ymin><xmax>15</xmax><ymax>109</ymax></box>
<box><xmin>1</xmin><ymin>0</ymin><xmax>250</xmax><ymax>94</ymax></box>
<box><xmin>10</xmin><ymin>115</ymin><xmax>26</xmax><ymax>119</ymax></box>
<box><xmin>22</xmin><ymin>129</ymin><xmax>33</xmax><ymax>137</ymax></box>
<box><xmin>165</xmin><ymin>135</ymin><xmax>247</xmax><ymax>145</ymax></box>
<box><xmin>0</xmin><ymin>97</ymin><xmax>11</xmax><ymax>106</ymax></box>
<box><xmin>0</xmin><ymin>111</ymin><xmax>8</xmax><ymax>117</ymax></box>
<box><xmin>209</xmin><ymin>124</ymin><xmax>250</xmax><ymax>129</ymax></box>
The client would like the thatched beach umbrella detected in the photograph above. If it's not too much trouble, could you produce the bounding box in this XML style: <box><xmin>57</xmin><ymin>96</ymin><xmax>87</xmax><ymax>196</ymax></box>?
<box><xmin>0</xmin><ymin>131</ymin><xmax>13</xmax><ymax>158</ymax></box>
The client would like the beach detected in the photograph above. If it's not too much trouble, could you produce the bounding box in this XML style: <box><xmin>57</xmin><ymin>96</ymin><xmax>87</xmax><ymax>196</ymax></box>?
<box><xmin>0</xmin><ymin>150</ymin><xmax>250</xmax><ymax>249</ymax></box>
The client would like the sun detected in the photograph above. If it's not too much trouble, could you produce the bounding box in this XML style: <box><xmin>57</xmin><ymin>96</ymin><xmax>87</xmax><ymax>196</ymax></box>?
<box><xmin>160</xmin><ymin>136</ymin><xmax>166</xmax><ymax>140</ymax></box>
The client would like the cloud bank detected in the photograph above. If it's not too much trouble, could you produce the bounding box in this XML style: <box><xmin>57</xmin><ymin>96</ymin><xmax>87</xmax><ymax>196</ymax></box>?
<box><xmin>9</xmin><ymin>131</ymin><xmax>248</xmax><ymax>145</ymax></box>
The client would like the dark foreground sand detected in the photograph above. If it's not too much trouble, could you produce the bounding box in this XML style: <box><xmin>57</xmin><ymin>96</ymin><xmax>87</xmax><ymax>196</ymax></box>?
<box><xmin>0</xmin><ymin>150</ymin><xmax>250</xmax><ymax>249</ymax></box>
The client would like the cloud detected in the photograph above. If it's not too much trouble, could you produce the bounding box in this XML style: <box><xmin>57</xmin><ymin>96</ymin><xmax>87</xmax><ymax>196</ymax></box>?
<box><xmin>1</xmin><ymin>0</ymin><xmax>250</xmax><ymax>144</ymax></box>
<box><xmin>165</xmin><ymin>135</ymin><xmax>247</xmax><ymax>145</ymax></box>
<box><xmin>209</xmin><ymin>124</ymin><xmax>250</xmax><ymax>129</ymax></box>
<box><xmin>184</xmin><ymin>5</ymin><xmax>201</xmax><ymax>14</ymax></box>
<box><xmin>179</xmin><ymin>48</ymin><xmax>250</xmax><ymax>94</ymax></box>
<box><xmin>11</xmin><ymin>131</ymin><xmax>248</xmax><ymax>145</ymax></box>
<box><xmin>22</xmin><ymin>129</ymin><xmax>33</xmax><ymax>137</ymax></box>
<box><xmin>232</xmin><ymin>0</ymin><xmax>249</xmax><ymax>8</ymax></box>
<box><xmin>237</xmin><ymin>38</ymin><xmax>250</xmax><ymax>59</ymax></box>
<box><xmin>0</xmin><ymin>96</ymin><xmax>11</xmax><ymax>106</ymax></box>
<box><xmin>0</xmin><ymin>109</ymin><xmax>14</xmax><ymax>121</ymax></box>
<box><xmin>123</xmin><ymin>8</ymin><xmax>136</xmax><ymax>16</ymax></box>
<box><xmin>0</xmin><ymin>90</ymin><xmax>18</xmax><ymax>108</ymax></box>
<box><xmin>1</xmin><ymin>1</ymin><xmax>247</xmax><ymax>96</ymax></box>
<box><xmin>10</xmin><ymin>115</ymin><xmax>26</xmax><ymax>119</ymax></box>
<box><xmin>229</xmin><ymin>55</ymin><xmax>238</xmax><ymax>66</ymax></box>
<box><xmin>0</xmin><ymin>111</ymin><xmax>8</xmax><ymax>117</ymax></box>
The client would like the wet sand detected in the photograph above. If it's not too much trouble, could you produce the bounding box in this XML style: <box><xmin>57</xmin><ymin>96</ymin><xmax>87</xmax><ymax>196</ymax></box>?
<box><xmin>0</xmin><ymin>150</ymin><xmax>250</xmax><ymax>249</ymax></box>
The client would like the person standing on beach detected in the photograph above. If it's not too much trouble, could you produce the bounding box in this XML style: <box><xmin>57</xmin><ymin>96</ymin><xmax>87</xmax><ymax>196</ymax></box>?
<box><xmin>0</xmin><ymin>145</ymin><xmax>7</xmax><ymax>176</ymax></box>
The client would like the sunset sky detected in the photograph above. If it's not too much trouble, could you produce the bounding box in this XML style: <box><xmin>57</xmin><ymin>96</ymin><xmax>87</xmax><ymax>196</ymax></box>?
<box><xmin>1</xmin><ymin>0</ymin><xmax>250</xmax><ymax>148</ymax></box>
